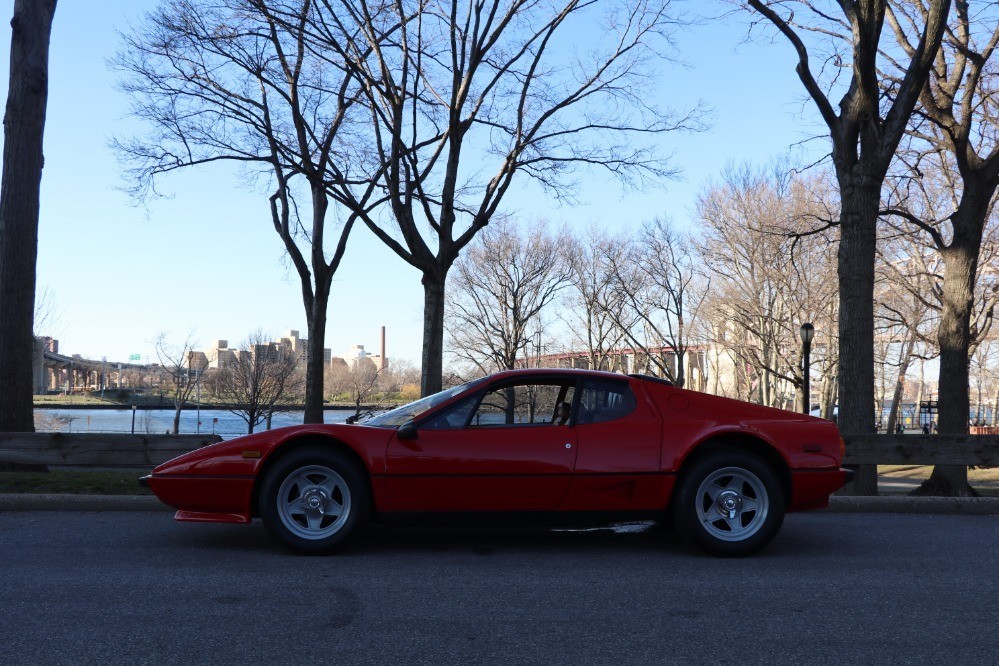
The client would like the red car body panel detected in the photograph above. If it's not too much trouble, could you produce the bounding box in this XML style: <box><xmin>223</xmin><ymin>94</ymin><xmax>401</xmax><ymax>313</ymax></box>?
<box><xmin>384</xmin><ymin>425</ymin><xmax>577</xmax><ymax>510</ymax></box>
<box><xmin>144</xmin><ymin>369</ymin><xmax>848</xmax><ymax>525</ymax></box>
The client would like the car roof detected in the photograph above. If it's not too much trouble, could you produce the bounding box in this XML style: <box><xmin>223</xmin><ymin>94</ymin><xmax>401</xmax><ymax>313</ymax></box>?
<box><xmin>483</xmin><ymin>368</ymin><xmax>641</xmax><ymax>382</ymax></box>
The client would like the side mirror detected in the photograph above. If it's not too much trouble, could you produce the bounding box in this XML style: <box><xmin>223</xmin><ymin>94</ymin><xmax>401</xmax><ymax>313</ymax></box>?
<box><xmin>397</xmin><ymin>420</ymin><xmax>418</xmax><ymax>440</ymax></box>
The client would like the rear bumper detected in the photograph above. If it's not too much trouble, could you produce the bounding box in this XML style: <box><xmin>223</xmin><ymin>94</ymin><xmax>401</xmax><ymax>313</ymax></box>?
<box><xmin>789</xmin><ymin>467</ymin><xmax>854</xmax><ymax>512</ymax></box>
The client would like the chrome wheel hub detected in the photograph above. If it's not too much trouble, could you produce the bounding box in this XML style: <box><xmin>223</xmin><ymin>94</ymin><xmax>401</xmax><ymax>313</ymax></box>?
<box><xmin>302</xmin><ymin>487</ymin><xmax>328</xmax><ymax>514</ymax></box>
<box><xmin>715</xmin><ymin>489</ymin><xmax>743</xmax><ymax>519</ymax></box>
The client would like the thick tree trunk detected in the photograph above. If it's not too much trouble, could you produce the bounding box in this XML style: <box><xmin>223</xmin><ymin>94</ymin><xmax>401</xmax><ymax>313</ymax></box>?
<box><xmin>421</xmin><ymin>270</ymin><xmax>446</xmax><ymax>397</ymax></box>
<box><xmin>295</xmin><ymin>186</ymin><xmax>335</xmax><ymax>425</ymax></box>
<box><xmin>836</xmin><ymin>181</ymin><xmax>879</xmax><ymax>495</ymax></box>
<box><xmin>0</xmin><ymin>0</ymin><xmax>57</xmax><ymax>432</ymax></box>
<box><xmin>303</xmin><ymin>280</ymin><xmax>331</xmax><ymax>424</ymax></box>
<box><xmin>916</xmin><ymin>237</ymin><xmax>981</xmax><ymax>496</ymax></box>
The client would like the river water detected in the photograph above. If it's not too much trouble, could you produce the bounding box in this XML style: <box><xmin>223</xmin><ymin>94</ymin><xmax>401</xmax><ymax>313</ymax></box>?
<box><xmin>33</xmin><ymin>408</ymin><xmax>357</xmax><ymax>440</ymax></box>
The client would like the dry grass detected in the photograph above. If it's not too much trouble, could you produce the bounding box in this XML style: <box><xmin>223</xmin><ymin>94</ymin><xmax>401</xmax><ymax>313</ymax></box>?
<box><xmin>0</xmin><ymin>470</ymin><xmax>153</xmax><ymax>495</ymax></box>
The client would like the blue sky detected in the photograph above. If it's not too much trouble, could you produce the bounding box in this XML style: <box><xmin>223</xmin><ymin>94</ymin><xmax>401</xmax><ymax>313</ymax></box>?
<box><xmin>1</xmin><ymin>0</ymin><xmax>827</xmax><ymax>367</ymax></box>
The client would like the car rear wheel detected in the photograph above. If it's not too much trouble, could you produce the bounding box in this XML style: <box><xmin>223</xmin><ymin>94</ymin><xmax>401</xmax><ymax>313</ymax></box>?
<box><xmin>672</xmin><ymin>449</ymin><xmax>785</xmax><ymax>557</ymax></box>
<box><xmin>259</xmin><ymin>447</ymin><xmax>369</xmax><ymax>554</ymax></box>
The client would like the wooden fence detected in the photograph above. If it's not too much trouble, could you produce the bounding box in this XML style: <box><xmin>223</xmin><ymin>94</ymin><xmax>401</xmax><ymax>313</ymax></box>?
<box><xmin>843</xmin><ymin>434</ymin><xmax>999</xmax><ymax>466</ymax></box>
<box><xmin>0</xmin><ymin>433</ymin><xmax>221</xmax><ymax>468</ymax></box>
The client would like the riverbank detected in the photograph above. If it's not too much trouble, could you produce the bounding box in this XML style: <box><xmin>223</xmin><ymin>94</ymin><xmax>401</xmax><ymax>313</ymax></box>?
<box><xmin>34</xmin><ymin>400</ymin><xmax>398</xmax><ymax>411</ymax></box>
<box><xmin>32</xmin><ymin>406</ymin><xmax>358</xmax><ymax>439</ymax></box>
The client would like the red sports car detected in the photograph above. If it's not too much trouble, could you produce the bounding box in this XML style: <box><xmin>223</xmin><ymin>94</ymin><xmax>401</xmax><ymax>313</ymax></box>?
<box><xmin>142</xmin><ymin>369</ymin><xmax>851</xmax><ymax>556</ymax></box>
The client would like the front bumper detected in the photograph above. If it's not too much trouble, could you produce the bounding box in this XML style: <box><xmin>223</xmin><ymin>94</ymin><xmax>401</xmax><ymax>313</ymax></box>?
<box><xmin>141</xmin><ymin>473</ymin><xmax>255</xmax><ymax>524</ymax></box>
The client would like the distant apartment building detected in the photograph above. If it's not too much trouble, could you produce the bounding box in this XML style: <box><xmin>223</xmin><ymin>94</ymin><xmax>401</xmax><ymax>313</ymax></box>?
<box><xmin>204</xmin><ymin>330</ymin><xmax>332</xmax><ymax>369</ymax></box>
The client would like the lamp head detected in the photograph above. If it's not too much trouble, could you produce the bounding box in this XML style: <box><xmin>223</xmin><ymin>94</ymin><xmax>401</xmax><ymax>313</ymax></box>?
<box><xmin>799</xmin><ymin>322</ymin><xmax>815</xmax><ymax>345</ymax></box>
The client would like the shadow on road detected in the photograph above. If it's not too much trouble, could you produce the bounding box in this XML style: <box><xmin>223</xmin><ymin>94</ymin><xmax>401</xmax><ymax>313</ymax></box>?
<box><xmin>165</xmin><ymin>513</ymin><xmax>845</xmax><ymax>559</ymax></box>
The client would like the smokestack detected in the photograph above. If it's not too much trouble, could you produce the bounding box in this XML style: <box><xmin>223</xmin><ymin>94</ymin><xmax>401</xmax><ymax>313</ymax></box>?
<box><xmin>380</xmin><ymin>326</ymin><xmax>387</xmax><ymax>370</ymax></box>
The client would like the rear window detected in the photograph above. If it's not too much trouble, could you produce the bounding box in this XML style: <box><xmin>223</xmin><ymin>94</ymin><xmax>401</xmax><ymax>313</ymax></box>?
<box><xmin>576</xmin><ymin>380</ymin><xmax>636</xmax><ymax>425</ymax></box>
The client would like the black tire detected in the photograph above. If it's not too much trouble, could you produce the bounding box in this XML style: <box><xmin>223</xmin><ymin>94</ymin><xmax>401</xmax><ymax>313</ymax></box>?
<box><xmin>671</xmin><ymin>449</ymin><xmax>785</xmax><ymax>557</ymax></box>
<box><xmin>258</xmin><ymin>446</ymin><xmax>370</xmax><ymax>554</ymax></box>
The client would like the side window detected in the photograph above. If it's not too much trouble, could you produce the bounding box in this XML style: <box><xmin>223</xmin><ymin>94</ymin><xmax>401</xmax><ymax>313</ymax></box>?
<box><xmin>577</xmin><ymin>380</ymin><xmax>636</xmax><ymax>425</ymax></box>
<box><xmin>469</xmin><ymin>382</ymin><xmax>575</xmax><ymax>427</ymax></box>
<box><xmin>421</xmin><ymin>395</ymin><xmax>479</xmax><ymax>430</ymax></box>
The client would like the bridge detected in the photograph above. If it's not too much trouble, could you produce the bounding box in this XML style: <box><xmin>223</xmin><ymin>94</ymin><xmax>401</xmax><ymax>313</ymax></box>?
<box><xmin>32</xmin><ymin>337</ymin><xmax>152</xmax><ymax>395</ymax></box>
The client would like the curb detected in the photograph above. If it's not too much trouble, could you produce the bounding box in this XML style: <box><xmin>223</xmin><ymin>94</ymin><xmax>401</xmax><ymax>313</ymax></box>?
<box><xmin>1</xmin><ymin>493</ymin><xmax>998</xmax><ymax>515</ymax></box>
<box><xmin>826</xmin><ymin>495</ymin><xmax>999</xmax><ymax>515</ymax></box>
<box><xmin>0</xmin><ymin>494</ymin><xmax>169</xmax><ymax>512</ymax></box>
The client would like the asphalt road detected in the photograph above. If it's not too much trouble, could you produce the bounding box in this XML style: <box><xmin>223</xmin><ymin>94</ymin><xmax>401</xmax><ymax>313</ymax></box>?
<box><xmin>2</xmin><ymin>511</ymin><xmax>998</xmax><ymax>665</ymax></box>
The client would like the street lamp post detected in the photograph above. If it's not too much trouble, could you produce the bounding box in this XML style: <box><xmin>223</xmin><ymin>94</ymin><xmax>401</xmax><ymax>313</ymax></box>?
<box><xmin>800</xmin><ymin>323</ymin><xmax>815</xmax><ymax>415</ymax></box>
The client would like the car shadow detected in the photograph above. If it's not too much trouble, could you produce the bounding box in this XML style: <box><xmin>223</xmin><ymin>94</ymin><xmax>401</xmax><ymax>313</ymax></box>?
<box><xmin>167</xmin><ymin>513</ymin><xmax>843</xmax><ymax>559</ymax></box>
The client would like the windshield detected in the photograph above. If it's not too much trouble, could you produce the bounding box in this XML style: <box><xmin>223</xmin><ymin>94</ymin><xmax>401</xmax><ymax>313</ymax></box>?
<box><xmin>363</xmin><ymin>378</ymin><xmax>487</xmax><ymax>427</ymax></box>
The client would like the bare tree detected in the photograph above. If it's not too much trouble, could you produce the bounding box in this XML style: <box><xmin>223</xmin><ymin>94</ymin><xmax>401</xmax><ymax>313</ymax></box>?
<box><xmin>0</xmin><ymin>0</ymin><xmax>57</xmax><ymax>431</ymax></box>
<box><xmin>447</xmin><ymin>218</ymin><xmax>572</xmax><ymax>373</ymax></box>
<box><xmin>697</xmin><ymin>166</ymin><xmax>838</xmax><ymax>409</ymax></box>
<box><xmin>604</xmin><ymin>217</ymin><xmax>706</xmax><ymax>387</ymax></box>
<box><xmin>746</xmin><ymin>0</ymin><xmax>951</xmax><ymax>493</ymax></box>
<box><xmin>561</xmin><ymin>226</ymin><xmax>631</xmax><ymax>372</ymax></box>
<box><xmin>875</xmin><ymin>238</ymin><xmax>939</xmax><ymax>433</ymax></box>
<box><xmin>345</xmin><ymin>359</ymin><xmax>381</xmax><ymax>419</ymax></box>
<box><xmin>880</xmin><ymin>0</ymin><xmax>999</xmax><ymax>494</ymax></box>
<box><xmin>376</xmin><ymin>358</ymin><xmax>422</xmax><ymax>401</ymax></box>
<box><xmin>154</xmin><ymin>332</ymin><xmax>211</xmax><ymax>434</ymax></box>
<box><xmin>327</xmin><ymin>0</ymin><xmax>703</xmax><ymax>396</ymax></box>
<box><xmin>116</xmin><ymin>0</ymin><xmax>389</xmax><ymax>423</ymax></box>
<box><xmin>212</xmin><ymin>330</ymin><xmax>303</xmax><ymax>434</ymax></box>
<box><xmin>324</xmin><ymin>361</ymin><xmax>352</xmax><ymax>403</ymax></box>
<box><xmin>33</xmin><ymin>286</ymin><xmax>63</xmax><ymax>338</ymax></box>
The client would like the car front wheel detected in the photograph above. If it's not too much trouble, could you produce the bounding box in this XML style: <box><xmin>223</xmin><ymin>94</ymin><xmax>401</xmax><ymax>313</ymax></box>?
<box><xmin>259</xmin><ymin>447</ymin><xmax>369</xmax><ymax>554</ymax></box>
<box><xmin>672</xmin><ymin>449</ymin><xmax>785</xmax><ymax>557</ymax></box>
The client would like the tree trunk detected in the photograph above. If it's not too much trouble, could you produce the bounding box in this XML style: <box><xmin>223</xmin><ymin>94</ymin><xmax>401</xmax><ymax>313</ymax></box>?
<box><xmin>820</xmin><ymin>369</ymin><xmax>837</xmax><ymax>421</ymax></box>
<box><xmin>0</xmin><ymin>0</ymin><xmax>57</xmax><ymax>432</ymax></box>
<box><xmin>836</xmin><ymin>181</ymin><xmax>879</xmax><ymax>495</ymax></box>
<box><xmin>886</xmin><ymin>337</ymin><xmax>913</xmax><ymax>434</ymax></box>
<box><xmin>303</xmin><ymin>278</ymin><xmax>331</xmax><ymax>424</ymax></box>
<box><xmin>917</xmin><ymin>237</ymin><xmax>980</xmax><ymax>496</ymax></box>
<box><xmin>421</xmin><ymin>270</ymin><xmax>446</xmax><ymax>397</ymax></box>
<box><xmin>246</xmin><ymin>405</ymin><xmax>257</xmax><ymax>434</ymax></box>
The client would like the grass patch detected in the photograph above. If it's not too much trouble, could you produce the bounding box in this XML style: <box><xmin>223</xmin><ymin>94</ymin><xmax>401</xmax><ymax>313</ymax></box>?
<box><xmin>0</xmin><ymin>470</ymin><xmax>153</xmax><ymax>495</ymax></box>
<box><xmin>879</xmin><ymin>465</ymin><xmax>999</xmax><ymax>482</ymax></box>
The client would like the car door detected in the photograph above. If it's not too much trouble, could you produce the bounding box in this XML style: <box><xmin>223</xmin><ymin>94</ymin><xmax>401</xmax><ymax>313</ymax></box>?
<box><xmin>560</xmin><ymin>377</ymin><xmax>667</xmax><ymax>511</ymax></box>
<box><xmin>384</xmin><ymin>378</ymin><xmax>578</xmax><ymax>511</ymax></box>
